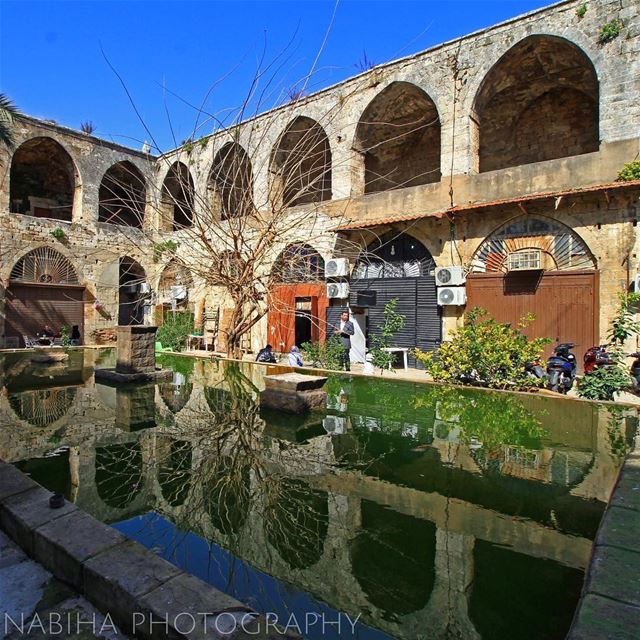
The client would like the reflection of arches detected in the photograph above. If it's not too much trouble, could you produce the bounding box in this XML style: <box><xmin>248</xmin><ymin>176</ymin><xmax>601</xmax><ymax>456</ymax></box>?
<box><xmin>158</xmin><ymin>439</ymin><xmax>192</xmax><ymax>508</ymax></box>
<box><xmin>470</xmin><ymin>215</ymin><xmax>597</xmax><ymax>273</ymax></box>
<box><xmin>473</xmin><ymin>36</ymin><xmax>599</xmax><ymax>172</ymax></box>
<box><xmin>158</xmin><ymin>382</ymin><xmax>193</xmax><ymax>414</ymax></box>
<box><xmin>270</xmin><ymin>116</ymin><xmax>331</xmax><ymax>207</ymax></box>
<box><xmin>265</xmin><ymin>478</ymin><xmax>328</xmax><ymax>570</ymax></box>
<box><xmin>209</xmin><ymin>143</ymin><xmax>254</xmax><ymax>220</ymax></box>
<box><xmin>98</xmin><ymin>161</ymin><xmax>146</xmax><ymax>227</ymax></box>
<box><xmin>95</xmin><ymin>443</ymin><xmax>143</xmax><ymax>509</ymax></box>
<box><xmin>272</xmin><ymin>243</ymin><xmax>324</xmax><ymax>283</ymax></box>
<box><xmin>350</xmin><ymin>500</ymin><xmax>436</xmax><ymax>618</ymax></box>
<box><xmin>204</xmin><ymin>387</ymin><xmax>232</xmax><ymax>421</ymax></box>
<box><xmin>355</xmin><ymin>82</ymin><xmax>441</xmax><ymax>194</ymax></box>
<box><xmin>161</xmin><ymin>162</ymin><xmax>194</xmax><ymax>230</ymax></box>
<box><xmin>10</xmin><ymin>246</ymin><xmax>79</xmax><ymax>284</ymax></box>
<box><xmin>10</xmin><ymin>137</ymin><xmax>77</xmax><ymax>221</ymax></box>
<box><xmin>119</xmin><ymin>257</ymin><xmax>148</xmax><ymax>326</ymax></box>
<box><xmin>8</xmin><ymin>387</ymin><xmax>77</xmax><ymax>427</ymax></box>
<box><xmin>204</xmin><ymin>455</ymin><xmax>250</xmax><ymax>536</ymax></box>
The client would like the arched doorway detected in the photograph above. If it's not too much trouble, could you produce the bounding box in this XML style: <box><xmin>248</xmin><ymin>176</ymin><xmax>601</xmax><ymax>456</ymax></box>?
<box><xmin>270</xmin><ymin>116</ymin><xmax>331</xmax><ymax>208</ymax></box>
<box><xmin>354</xmin><ymin>81</ymin><xmax>441</xmax><ymax>194</ymax></box>
<box><xmin>98</xmin><ymin>161</ymin><xmax>146</xmax><ymax>227</ymax></box>
<box><xmin>5</xmin><ymin>247</ymin><xmax>85</xmax><ymax>347</ymax></box>
<box><xmin>473</xmin><ymin>35</ymin><xmax>599</xmax><ymax>172</ymax></box>
<box><xmin>267</xmin><ymin>244</ymin><xmax>327</xmax><ymax>351</ymax></box>
<box><xmin>466</xmin><ymin>215</ymin><xmax>598</xmax><ymax>362</ymax></box>
<box><xmin>160</xmin><ymin>162</ymin><xmax>195</xmax><ymax>230</ymax></box>
<box><xmin>349</xmin><ymin>232</ymin><xmax>441</xmax><ymax>365</ymax></box>
<box><xmin>119</xmin><ymin>257</ymin><xmax>149</xmax><ymax>326</ymax></box>
<box><xmin>10</xmin><ymin>137</ymin><xmax>77</xmax><ymax>221</ymax></box>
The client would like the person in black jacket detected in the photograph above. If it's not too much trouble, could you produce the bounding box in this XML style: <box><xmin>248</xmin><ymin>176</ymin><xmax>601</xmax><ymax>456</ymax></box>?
<box><xmin>334</xmin><ymin>311</ymin><xmax>355</xmax><ymax>371</ymax></box>
<box><xmin>256</xmin><ymin>344</ymin><xmax>277</xmax><ymax>363</ymax></box>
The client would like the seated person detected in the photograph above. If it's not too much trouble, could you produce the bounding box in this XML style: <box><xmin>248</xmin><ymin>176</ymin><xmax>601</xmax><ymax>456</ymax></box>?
<box><xmin>41</xmin><ymin>324</ymin><xmax>55</xmax><ymax>338</ymax></box>
<box><xmin>288</xmin><ymin>345</ymin><xmax>304</xmax><ymax>367</ymax></box>
<box><xmin>70</xmin><ymin>325</ymin><xmax>81</xmax><ymax>346</ymax></box>
<box><xmin>256</xmin><ymin>344</ymin><xmax>277</xmax><ymax>363</ymax></box>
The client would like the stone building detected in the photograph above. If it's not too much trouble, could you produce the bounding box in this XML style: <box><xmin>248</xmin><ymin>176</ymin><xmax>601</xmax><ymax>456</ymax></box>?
<box><xmin>1</xmin><ymin>0</ymin><xmax>639</xmax><ymax>360</ymax></box>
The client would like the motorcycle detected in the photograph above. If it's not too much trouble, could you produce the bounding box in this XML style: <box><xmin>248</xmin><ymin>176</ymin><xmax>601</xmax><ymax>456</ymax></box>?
<box><xmin>525</xmin><ymin>357</ymin><xmax>546</xmax><ymax>382</ymax></box>
<box><xmin>546</xmin><ymin>342</ymin><xmax>577</xmax><ymax>393</ymax></box>
<box><xmin>583</xmin><ymin>344</ymin><xmax>615</xmax><ymax>374</ymax></box>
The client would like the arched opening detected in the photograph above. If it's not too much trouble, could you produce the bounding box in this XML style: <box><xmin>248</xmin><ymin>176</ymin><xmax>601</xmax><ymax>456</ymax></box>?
<box><xmin>5</xmin><ymin>247</ymin><xmax>85</xmax><ymax>347</ymax></box>
<box><xmin>205</xmin><ymin>455</ymin><xmax>250</xmax><ymax>536</ymax></box>
<box><xmin>98</xmin><ymin>161</ymin><xmax>146</xmax><ymax>227</ymax></box>
<box><xmin>157</xmin><ymin>439</ymin><xmax>192</xmax><ymax>508</ymax></box>
<box><xmin>208</xmin><ymin>143</ymin><xmax>254</xmax><ymax>220</ymax></box>
<box><xmin>119</xmin><ymin>257</ymin><xmax>149</xmax><ymax>326</ymax></box>
<box><xmin>268</xmin><ymin>244</ymin><xmax>328</xmax><ymax>351</ymax></box>
<box><xmin>160</xmin><ymin>162</ymin><xmax>195</xmax><ymax>230</ymax></box>
<box><xmin>355</xmin><ymin>82</ymin><xmax>441</xmax><ymax>194</ymax></box>
<box><xmin>466</xmin><ymin>215</ymin><xmax>598</xmax><ymax>364</ymax></box>
<box><xmin>348</xmin><ymin>232</ymin><xmax>441</xmax><ymax>364</ymax></box>
<box><xmin>270</xmin><ymin>116</ymin><xmax>331</xmax><ymax>207</ymax></box>
<box><xmin>351</xmin><ymin>501</ymin><xmax>436</xmax><ymax>618</ymax></box>
<box><xmin>473</xmin><ymin>35</ymin><xmax>599</xmax><ymax>172</ymax></box>
<box><xmin>10</xmin><ymin>137</ymin><xmax>76</xmax><ymax>221</ymax></box>
<box><xmin>95</xmin><ymin>443</ymin><xmax>143</xmax><ymax>510</ymax></box>
<box><xmin>8</xmin><ymin>387</ymin><xmax>77</xmax><ymax>427</ymax></box>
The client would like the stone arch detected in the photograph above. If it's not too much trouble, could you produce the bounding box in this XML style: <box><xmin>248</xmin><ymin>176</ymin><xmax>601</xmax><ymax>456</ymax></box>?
<box><xmin>157</xmin><ymin>259</ymin><xmax>194</xmax><ymax>311</ymax></box>
<box><xmin>208</xmin><ymin>143</ymin><xmax>254</xmax><ymax>220</ymax></box>
<box><xmin>119</xmin><ymin>256</ymin><xmax>149</xmax><ymax>325</ymax></box>
<box><xmin>8</xmin><ymin>387</ymin><xmax>77</xmax><ymax>428</ymax></box>
<box><xmin>160</xmin><ymin>162</ymin><xmax>195</xmax><ymax>230</ymax></box>
<box><xmin>354</xmin><ymin>81</ymin><xmax>441</xmax><ymax>194</ymax></box>
<box><xmin>472</xmin><ymin>35</ymin><xmax>599</xmax><ymax>172</ymax></box>
<box><xmin>10</xmin><ymin>246</ymin><xmax>80</xmax><ymax>285</ymax></box>
<box><xmin>272</xmin><ymin>243</ymin><xmax>325</xmax><ymax>283</ymax></box>
<box><xmin>270</xmin><ymin>116</ymin><xmax>332</xmax><ymax>207</ymax></box>
<box><xmin>10</xmin><ymin>137</ymin><xmax>78</xmax><ymax>221</ymax></box>
<box><xmin>470</xmin><ymin>215</ymin><xmax>597</xmax><ymax>273</ymax></box>
<box><xmin>98</xmin><ymin>161</ymin><xmax>146</xmax><ymax>227</ymax></box>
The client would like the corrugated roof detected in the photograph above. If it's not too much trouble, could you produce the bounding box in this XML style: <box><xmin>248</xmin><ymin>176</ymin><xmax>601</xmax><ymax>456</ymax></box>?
<box><xmin>332</xmin><ymin>179</ymin><xmax>640</xmax><ymax>232</ymax></box>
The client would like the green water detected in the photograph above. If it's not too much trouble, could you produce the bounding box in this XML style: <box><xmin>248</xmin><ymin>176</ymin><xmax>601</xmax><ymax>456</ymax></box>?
<box><xmin>0</xmin><ymin>349</ymin><xmax>635</xmax><ymax>640</ymax></box>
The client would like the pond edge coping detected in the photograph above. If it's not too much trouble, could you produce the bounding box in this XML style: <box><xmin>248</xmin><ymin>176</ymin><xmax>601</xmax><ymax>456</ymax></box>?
<box><xmin>0</xmin><ymin>461</ymin><xmax>298</xmax><ymax>640</ymax></box>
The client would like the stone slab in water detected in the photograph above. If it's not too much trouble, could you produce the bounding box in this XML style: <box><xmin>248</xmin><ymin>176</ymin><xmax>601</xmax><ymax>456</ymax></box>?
<box><xmin>260</xmin><ymin>388</ymin><xmax>327</xmax><ymax>414</ymax></box>
<box><xmin>263</xmin><ymin>372</ymin><xmax>327</xmax><ymax>392</ymax></box>
<box><xmin>95</xmin><ymin>367</ymin><xmax>173</xmax><ymax>384</ymax></box>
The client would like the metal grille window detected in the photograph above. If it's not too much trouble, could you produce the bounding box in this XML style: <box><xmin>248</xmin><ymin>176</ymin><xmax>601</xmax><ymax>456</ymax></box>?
<box><xmin>10</xmin><ymin>247</ymin><xmax>79</xmax><ymax>285</ymax></box>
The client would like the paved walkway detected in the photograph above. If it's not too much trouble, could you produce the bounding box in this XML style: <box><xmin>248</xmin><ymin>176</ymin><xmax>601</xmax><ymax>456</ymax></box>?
<box><xmin>0</xmin><ymin>530</ymin><xmax>127</xmax><ymax>640</ymax></box>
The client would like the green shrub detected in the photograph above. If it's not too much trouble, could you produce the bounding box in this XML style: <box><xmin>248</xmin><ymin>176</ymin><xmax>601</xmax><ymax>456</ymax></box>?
<box><xmin>414</xmin><ymin>307</ymin><xmax>550</xmax><ymax>391</ymax></box>
<box><xmin>578</xmin><ymin>357</ymin><xmax>632</xmax><ymax>401</ymax></box>
<box><xmin>157</xmin><ymin>312</ymin><xmax>194</xmax><ymax>351</ymax></box>
<box><xmin>59</xmin><ymin>324</ymin><xmax>71</xmax><ymax>346</ymax></box>
<box><xmin>617</xmin><ymin>160</ymin><xmax>640</xmax><ymax>182</ymax></box>
<box><xmin>369</xmin><ymin>298</ymin><xmax>406</xmax><ymax>371</ymax></box>
<box><xmin>576</xmin><ymin>3</ymin><xmax>587</xmax><ymax>19</ymax></box>
<box><xmin>301</xmin><ymin>335</ymin><xmax>345</xmax><ymax>370</ymax></box>
<box><xmin>598</xmin><ymin>19</ymin><xmax>623</xmax><ymax>44</ymax></box>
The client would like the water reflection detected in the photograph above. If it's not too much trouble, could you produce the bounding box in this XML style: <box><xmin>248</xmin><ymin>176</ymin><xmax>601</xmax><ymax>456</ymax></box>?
<box><xmin>1</xmin><ymin>351</ymin><xmax>636</xmax><ymax>640</ymax></box>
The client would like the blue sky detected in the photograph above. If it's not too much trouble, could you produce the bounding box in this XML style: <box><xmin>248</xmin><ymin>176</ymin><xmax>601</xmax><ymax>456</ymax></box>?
<box><xmin>1</xmin><ymin>0</ymin><xmax>552</xmax><ymax>152</ymax></box>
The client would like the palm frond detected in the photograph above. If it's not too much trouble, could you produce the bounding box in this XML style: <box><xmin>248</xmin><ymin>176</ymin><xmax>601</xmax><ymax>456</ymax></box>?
<box><xmin>0</xmin><ymin>93</ymin><xmax>21</xmax><ymax>146</ymax></box>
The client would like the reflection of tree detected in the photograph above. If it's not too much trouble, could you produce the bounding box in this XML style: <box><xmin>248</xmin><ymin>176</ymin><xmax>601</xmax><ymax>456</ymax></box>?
<box><xmin>205</xmin><ymin>455</ymin><xmax>250</xmax><ymax>535</ymax></box>
<box><xmin>264</xmin><ymin>478</ymin><xmax>328</xmax><ymax>570</ymax></box>
<box><xmin>8</xmin><ymin>387</ymin><xmax>76</xmax><ymax>427</ymax></box>
<box><xmin>95</xmin><ymin>443</ymin><xmax>143</xmax><ymax>509</ymax></box>
<box><xmin>158</xmin><ymin>439</ymin><xmax>192</xmax><ymax>507</ymax></box>
<box><xmin>605</xmin><ymin>405</ymin><xmax>636</xmax><ymax>462</ymax></box>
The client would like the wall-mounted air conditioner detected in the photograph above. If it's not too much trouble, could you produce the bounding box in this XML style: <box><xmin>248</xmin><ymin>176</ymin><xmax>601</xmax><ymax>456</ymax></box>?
<box><xmin>435</xmin><ymin>266</ymin><xmax>466</xmax><ymax>286</ymax></box>
<box><xmin>170</xmin><ymin>285</ymin><xmax>187</xmax><ymax>300</ymax></box>
<box><xmin>139</xmin><ymin>282</ymin><xmax>151</xmax><ymax>294</ymax></box>
<box><xmin>323</xmin><ymin>416</ymin><xmax>347</xmax><ymax>434</ymax></box>
<box><xmin>506</xmin><ymin>250</ymin><xmax>542</xmax><ymax>271</ymax></box>
<box><xmin>325</xmin><ymin>258</ymin><xmax>349</xmax><ymax>278</ymax></box>
<box><xmin>327</xmin><ymin>282</ymin><xmax>349</xmax><ymax>299</ymax></box>
<box><xmin>437</xmin><ymin>286</ymin><xmax>466</xmax><ymax>306</ymax></box>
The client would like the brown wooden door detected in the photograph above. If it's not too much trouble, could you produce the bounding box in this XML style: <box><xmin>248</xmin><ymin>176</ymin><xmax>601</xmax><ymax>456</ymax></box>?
<box><xmin>466</xmin><ymin>270</ymin><xmax>598</xmax><ymax>364</ymax></box>
<box><xmin>5</xmin><ymin>283</ymin><xmax>85</xmax><ymax>346</ymax></box>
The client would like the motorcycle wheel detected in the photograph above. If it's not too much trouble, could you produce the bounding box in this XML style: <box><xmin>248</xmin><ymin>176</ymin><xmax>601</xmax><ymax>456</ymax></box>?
<box><xmin>548</xmin><ymin>371</ymin><xmax>560</xmax><ymax>392</ymax></box>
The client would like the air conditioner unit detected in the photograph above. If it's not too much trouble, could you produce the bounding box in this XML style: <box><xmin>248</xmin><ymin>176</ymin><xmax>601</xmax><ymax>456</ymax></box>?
<box><xmin>435</xmin><ymin>266</ymin><xmax>466</xmax><ymax>286</ymax></box>
<box><xmin>325</xmin><ymin>258</ymin><xmax>349</xmax><ymax>278</ymax></box>
<box><xmin>327</xmin><ymin>282</ymin><xmax>349</xmax><ymax>299</ymax></box>
<box><xmin>323</xmin><ymin>415</ymin><xmax>347</xmax><ymax>434</ymax></box>
<box><xmin>433</xmin><ymin>420</ymin><xmax>461</xmax><ymax>443</ymax></box>
<box><xmin>634</xmin><ymin>273</ymin><xmax>640</xmax><ymax>293</ymax></box>
<box><xmin>170</xmin><ymin>285</ymin><xmax>187</xmax><ymax>300</ymax></box>
<box><xmin>437</xmin><ymin>286</ymin><xmax>466</xmax><ymax>306</ymax></box>
<box><xmin>139</xmin><ymin>282</ymin><xmax>151</xmax><ymax>294</ymax></box>
<box><xmin>506</xmin><ymin>249</ymin><xmax>542</xmax><ymax>272</ymax></box>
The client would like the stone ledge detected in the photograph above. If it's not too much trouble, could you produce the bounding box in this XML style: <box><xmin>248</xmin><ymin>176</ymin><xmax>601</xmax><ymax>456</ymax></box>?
<box><xmin>0</xmin><ymin>462</ymin><xmax>38</xmax><ymax>501</ymax></box>
<box><xmin>567</xmin><ymin>594</ymin><xmax>640</xmax><ymax>640</ymax></box>
<box><xmin>95</xmin><ymin>367</ymin><xmax>173</xmax><ymax>384</ymax></box>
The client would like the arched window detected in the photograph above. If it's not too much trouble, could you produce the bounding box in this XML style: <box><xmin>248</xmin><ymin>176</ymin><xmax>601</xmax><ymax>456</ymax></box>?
<box><xmin>10</xmin><ymin>137</ymin><xmax>76</xmax><ymax>221</ymax></box>
<box><xmin>161</xmin><ymin>162</ymin><xmax>195</xmax><ymax>230</ymax></box>
<box><xmin>471</xmin><ymin>215</ymin><xmax>596</xmax><ymax>273</ymax></box>
<box><xmin>209</xmin><ymin>143</ymin><xmax>254</xmax><ymax>220</ymax></box>
<box><xmin>271</xmin><ymin>116</ymin><xmax>332</xmax><ymax>207</ymax></box>
<box><xmin>473</xmin><ymin>36</ymin><xmax>599</xmax><ymax>172</ymax></box>
<box><xmin>10</xmin><ymin>247</ymin><xmax>79</xmax><ymax>285</ymax></box>
<box><xmin>272</xmin><ymin>244</ymin><xmax>324</xmax><ymax>283</ymax></box>
<box><xmin>354</xmin><ymin>232</ymin><xmax>435</xmax><ymax>279</ymax></box>
<box><xmin>99</xmin><ymin>161</ymin><xmax>146</xmax><ymax>227</ymax></box>
<box><xmin>355</xmin><ymin>82</ymin><xmax>441</xmax><ymax>194</ymax></box>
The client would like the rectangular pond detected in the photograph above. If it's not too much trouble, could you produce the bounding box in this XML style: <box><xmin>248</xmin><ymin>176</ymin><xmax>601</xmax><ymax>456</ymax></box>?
<box><xmin>0</xmin><ymin>349</ymin><xmax>636</xmax><ymax>640</ymax></box>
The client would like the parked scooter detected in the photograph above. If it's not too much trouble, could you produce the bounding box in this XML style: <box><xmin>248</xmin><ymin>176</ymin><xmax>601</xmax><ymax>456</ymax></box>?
<box><xmin>546</xmin><ymin>343</ymin><xmax>577</xmax><ymax>393</ymax></box>
<box><xmin>525</xmin><ymin>357</ymin><xmax>547</xmax><ymax>382</ymax></box>
<box><xmin>583</xmin><ymin>344</ymin><xmax>615</xmax><ymax>374</ymax></box>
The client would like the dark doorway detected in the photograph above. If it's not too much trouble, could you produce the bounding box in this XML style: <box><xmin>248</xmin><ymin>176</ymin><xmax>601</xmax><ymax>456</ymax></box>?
<box><xmin>295</xmin><ymin>297</ymin><xmax>312</xmax><ymax>347</ymax></box>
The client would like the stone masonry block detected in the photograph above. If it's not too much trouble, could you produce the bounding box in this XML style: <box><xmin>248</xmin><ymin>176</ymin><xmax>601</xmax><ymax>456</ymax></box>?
<box><xmin>596</xmin><ymin>506</ymin><xmax>640</xmax><ymax>554</ymax></box>
<box><xmin>33</xmin><ymin>509</ymin><xmax>127</xmax><ymax>590</ymax></box>
<box><xmin>568</xmin><ymin>593</ymin><xmax>640</xmax><ymax>640</ymax></box>
<box><xmin>0</xmin><ymin>462</ymin><xmax>38</xmax><ymax>502</ymax></box>
<box><xmin>587</xmin><ymin>545</ymin><xmax>640</xmax><ymax>608</ymax></box>
<box><xmin>0</xmin><ymin>486</ymin><xmax>77</xmax><ymax>555</ymax></box>
<box><xmin>83</xmin><ymin>540</ymin><xmax>183</xmax><ymax>635</ymax></box>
